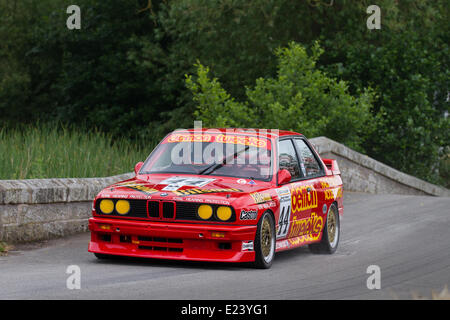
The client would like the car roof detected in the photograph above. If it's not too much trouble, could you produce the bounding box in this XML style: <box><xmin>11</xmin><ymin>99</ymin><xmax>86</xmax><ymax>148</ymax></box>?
<box><xmin>172</xmin><ymin>128</ymin><xmax>303</xmax><ymax>139</ymax></box>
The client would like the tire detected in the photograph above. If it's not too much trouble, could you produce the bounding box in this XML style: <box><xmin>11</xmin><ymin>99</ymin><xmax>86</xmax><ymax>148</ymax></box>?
<box><xmin>309</xmin><ymin>203</ymin><xmax>340</xmax><ymax>254</ymax></box>
<box><xmin>254</xmin><ymin>211</ymin><xmax>276</xmax><ymax>269</ymax></box>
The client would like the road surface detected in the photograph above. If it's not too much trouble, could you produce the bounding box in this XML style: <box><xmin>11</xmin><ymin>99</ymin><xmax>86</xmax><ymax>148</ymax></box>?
<box><xmin>0</xmin><ymin>192</ymin><xmax>449</xmax><ymax>299</ymax></box>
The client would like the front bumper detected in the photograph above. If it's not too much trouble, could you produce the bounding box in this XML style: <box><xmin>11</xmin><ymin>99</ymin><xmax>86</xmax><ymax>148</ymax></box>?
<box><xmin>88</xmin><ymin>217</ymin><xmax>257</xmax><ymax>263</ymax></box>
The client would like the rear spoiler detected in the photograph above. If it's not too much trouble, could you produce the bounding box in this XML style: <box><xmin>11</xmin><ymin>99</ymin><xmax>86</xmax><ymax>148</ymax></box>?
<box><xmin>322</xmin><ymin>158</ymin><xmax>341</xmax><ymax>176</ymax></box>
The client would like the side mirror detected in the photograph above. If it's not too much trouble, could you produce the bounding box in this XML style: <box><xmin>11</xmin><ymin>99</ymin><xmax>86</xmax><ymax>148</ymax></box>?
<box><xmin>277</xmin><ymin>169</ymin><xmax>291</xmax><ymax>185</ymax></box>
<box><xmin>134</xmin><ymin>161</ymin><xmax>144</xmax><ymax>175</ymax></box>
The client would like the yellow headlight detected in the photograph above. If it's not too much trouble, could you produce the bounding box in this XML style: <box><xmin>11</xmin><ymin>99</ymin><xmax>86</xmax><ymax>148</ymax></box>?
<box><xmin>198</xmin><ymin>204</ymin><xmax>213</xmax><ymax>220</ymax></box>
<box><xmin>99</xmin><ymin>199</ymin><xmax>114</xmax><ymax>214</ymax></box>
<box><xmin>216</xmin><ymin>206</ymin><xmax>232</xmax><ymax>221</ymax></box>
<box><xmin>116</xmin><ymin>200</ymin><xmax>130</xmax><ymax>215</ymax></box>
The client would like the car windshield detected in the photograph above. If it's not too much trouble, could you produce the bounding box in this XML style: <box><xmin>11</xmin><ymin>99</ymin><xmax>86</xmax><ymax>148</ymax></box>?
<box><xmin>140</xmin><ymin>132</ymin><xmax>272</xmax><ymax>181</ymax></box>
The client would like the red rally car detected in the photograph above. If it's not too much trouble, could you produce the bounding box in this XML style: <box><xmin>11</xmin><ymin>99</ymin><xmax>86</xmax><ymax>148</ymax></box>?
<box><xmin>88</xmin><ymin>128</ymin><xmax>343</xmax><ymax>268</ymax></box>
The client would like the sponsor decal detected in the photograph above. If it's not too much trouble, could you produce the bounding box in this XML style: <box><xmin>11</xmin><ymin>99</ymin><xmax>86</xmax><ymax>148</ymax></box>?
<box><xmin>242</xmin><ymin>241</ymin><xmax>254</xmax><ymax>251</ymax></box>
<box><xmin>172</xmin><ymin>197</ymin><xmax>231</xmax><ymax>205</ymax></box>
<box><xmin>167</xmin><ymin>134</ymin><xmax>213</xmax><ymax>143</ymax></box>
<box><xmin>172</xmin><ymin>188</ymin><xmax>242</xmax><ymax>196</ymax></box>
<box><xmin>291</xmin><ymin>185</ymin><xmax>318</xmax><ymax>213</ymax></box>
<box><xmin>257</xmin><ymin>201</ymin><xmax>276</xmax><ymax>210</ymax></box>
<box><xmin>322</xmin><ymin>182</ymin><xmax>334</xmax><ymax>200</ymax></box>
<box><xmin>288</xmin><ymin>212</ymin><xmax>324</xmax><ymax>238</ymax></box>
<box><xmin>250</xmin><ymin>192</ymin><xmax>272</xmax><ymax>204</ymax></box>
<box><xmin>336</xmin><ymin>186</ymin><xmax>343</xmax><ymax>199</ymax></box>
<box><xmin>240</xmin><ymin>209</ymin><xmax>257</xmax><ymax>220</ymax></box>
<box><xmin>161</xmin><ymin>176</ymin><xmax>215</xmax><ymax>191</ymax></box>
<box><xmin>166</xmin><ymin>133</ymin><xmax>268</xmax><ymax>149</ymax></box>
<box><xmin>114</xmin><ymin>181</ymin><xmax>158</xmax><ymax>196</ymax></box>
<box><xmin>215</xmin><ymin>134</ymin><xmax>267</xmax><ymax>148</ymax></box>
<box><xmin>288</xmin><ymin>233</ymin><xmax>321</xmax><ymax>246</ymax></box>
<box><xmin>321</xmin><ymin>182</ymin><xmax>343</xmax><ymax>201</ymax></box>
<box><xmin>276</xmin><ymin>240</ymin><xmax>289</xmax><ymax>250</ymax></box>
<box><xmin>276</xmin><ymin>233</ymin><xmax>321</xmax><ymax>251</ymax></box>
<box><xmin>277</xmin><ymin>187</ymin><xmax>290</xmax><ymax>201</ymax></box>
<box><xmin>237</xmin><ymin>179</ymin><xmax>247</xmax><ymax>184</ymax></box>
<box><xmin>101</xmin><ymin>193</ymin><xmax>148</xmax><ymax>200</ymax></box>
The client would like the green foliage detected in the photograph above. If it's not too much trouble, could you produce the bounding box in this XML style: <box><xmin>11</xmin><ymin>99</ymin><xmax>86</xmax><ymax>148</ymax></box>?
<box><xmin>0</xmin><ymin>124</ymin><xmax>151</xmax><ymax>179</ymax></box>
<box><xmin>321</xmin><ymin>5</ymin><xmax>449</xmax><ymax>183</ymax></box>
<box><xmin>186</xmin><ymin>42</ymin><xmax>375</xmax><ymax>151</ymax></box>
<box><xmin>439</xmin><ymin>149</ymin><xmax>450</xmax><ymax>189</ymax></box>
<box><xmin>0</xmin><ymin>0</ymin><xmax>175</xmax><ymax>140</ymax></box>
<box><xmin>0</xmin><ymin>0</ymin><xmax>448</xmax><ymax>186</ymax></box>
<box><xmin>0</xmin><ymin>241</ymin><xmax>11</xmax><ymax>255</ymax></box>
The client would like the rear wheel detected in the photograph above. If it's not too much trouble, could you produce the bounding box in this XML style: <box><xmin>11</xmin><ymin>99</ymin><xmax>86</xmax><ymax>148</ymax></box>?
<box><xmin>254</xmin><ymin>211</ymin><xmax>276</xmax><ymax>269</ymax></box>
<box><xmin>309</xmin><ymin>203</ymin><xmax>340</xmax><ymax>254</ymax></box>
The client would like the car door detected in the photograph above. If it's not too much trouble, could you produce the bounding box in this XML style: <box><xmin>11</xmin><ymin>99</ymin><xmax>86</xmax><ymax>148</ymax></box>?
<box><xmin>291</xmin><ymin>138</ymin><xmax>327</xmax><ymax>239</ymax></box>
<box><xmin>276</xmin><ymin>138</ymin><xmax>311</xmax><ymax>240</ymax></box>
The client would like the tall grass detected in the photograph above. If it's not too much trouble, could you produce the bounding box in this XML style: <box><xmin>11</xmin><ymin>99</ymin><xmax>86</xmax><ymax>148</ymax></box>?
<box><xmin>0</xmin><ymin>124</ymin><xmax>154</xmax><ymax>179</ymax></box>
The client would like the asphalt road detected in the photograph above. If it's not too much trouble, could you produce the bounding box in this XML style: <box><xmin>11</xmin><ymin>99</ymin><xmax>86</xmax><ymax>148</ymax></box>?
<box><xmin>0</xmin><ymin>192</ymin><xmax>449</xmax><ymax>300</ymax></box>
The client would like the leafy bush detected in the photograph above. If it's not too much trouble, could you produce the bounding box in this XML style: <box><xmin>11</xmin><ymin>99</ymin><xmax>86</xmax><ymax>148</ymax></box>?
<box><xmin>186</xmin><ymin>42</ymin><xmax>375</xmax><ymax>151</ymax></box>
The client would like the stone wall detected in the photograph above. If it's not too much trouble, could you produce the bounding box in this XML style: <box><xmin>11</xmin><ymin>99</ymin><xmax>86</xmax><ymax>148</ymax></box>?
<box><xmin>0</xmin><ymin>137</ymin><xmax>448</xmax><ymax>243</ymax></box>
<box><xmin>0</xmin><ymin>173</ymin><xmax>133</xmax><ymax>243</ymax></box>
<box><xmin>310</xmin><ymin>136</ymin><xmax>449</xmax><ymax>197</ymax></box>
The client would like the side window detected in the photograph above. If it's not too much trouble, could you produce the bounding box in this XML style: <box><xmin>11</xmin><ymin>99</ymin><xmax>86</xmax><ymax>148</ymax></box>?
<box><xmin>278</xmin><ymin>139</ymin><xmax>302</xmax><ymax>180</ymax></box>
<box><xmin>294</xmin><ymin>139</ymin><xmax>322</xmax><ymax>178</ymax></box>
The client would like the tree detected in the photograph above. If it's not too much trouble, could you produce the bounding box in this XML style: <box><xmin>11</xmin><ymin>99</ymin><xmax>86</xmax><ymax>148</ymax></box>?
<box><xmin>186</xmin><ymin>42</ymin><xmax>375</xmax><ymax>151</ymax></box>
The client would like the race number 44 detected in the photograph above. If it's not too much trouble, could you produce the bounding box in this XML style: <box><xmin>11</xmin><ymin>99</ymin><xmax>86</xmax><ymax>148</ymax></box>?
<box><xmin>276</xmin><ymin>187</ymin><xmax>291</xmax><ymax>239</ymax></box>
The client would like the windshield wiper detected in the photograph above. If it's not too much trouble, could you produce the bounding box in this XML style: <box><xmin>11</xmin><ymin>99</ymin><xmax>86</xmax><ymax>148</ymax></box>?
<box><xmin>199</xmin><ymin>146</ymin><xmax>250</xmax><ymax>175</ymax></box>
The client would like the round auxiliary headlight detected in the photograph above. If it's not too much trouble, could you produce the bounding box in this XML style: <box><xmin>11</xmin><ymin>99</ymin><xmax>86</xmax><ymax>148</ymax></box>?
<box><xmin>116</xmin><ymin>200</ymin><xmax>130</xmax><ymax>215</ymax></box>
<box><xmin>216</xmin><ymin>206</ymin><xmax>232</xmax><ymax>221</ymax></box>
<box><xmin>99</xmin><ymin>199</ymin><xmax>114</xmax><ymax>214</ymax></box>
<box><xmin>197</xmin><ymin>204</ymin><xmax>213</xmax><ymax>220</ymax></box>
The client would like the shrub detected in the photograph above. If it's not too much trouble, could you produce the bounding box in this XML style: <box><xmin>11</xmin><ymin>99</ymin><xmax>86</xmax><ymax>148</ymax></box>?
<box><xmin>186</xmin><ymin>42</ymin><xmax>375</xmax><ymax>151</ymax></box>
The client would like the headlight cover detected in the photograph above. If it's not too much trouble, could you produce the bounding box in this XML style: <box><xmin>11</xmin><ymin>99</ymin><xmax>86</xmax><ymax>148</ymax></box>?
<box><xmin>216</xmin><ymin>206</ymin><xmax>232</xmax><ymax>221</ymax></box>
<box><xmin>197</xmin><ymin>204</ymin><xmax>213</xmax><ymax>220</ymax></box>
<box><xmin>115</xmin><ymin>200</ymin><xmax>130</xmax><ymax>215</ymax></box>
<box><xmin>99</xmin><ymin>199</ymin><xmax>114</xmax><ymax>214</ymax></box>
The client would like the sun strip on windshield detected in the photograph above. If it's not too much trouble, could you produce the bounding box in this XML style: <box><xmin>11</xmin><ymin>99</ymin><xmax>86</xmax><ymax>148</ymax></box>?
<box><xmin>165</xmin><ymin>133</ymin><xmax>270</xmax><ymax>149</ymax></box>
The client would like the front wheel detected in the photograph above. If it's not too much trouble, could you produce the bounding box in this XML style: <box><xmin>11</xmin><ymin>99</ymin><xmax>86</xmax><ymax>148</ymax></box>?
<box><xmin>309</xmin><ymin>203</ymin><xmax>340</xmax><ymax>254</ymax></box>
<box><xmin>254</xmin><ymin>211</ymin><xmax>276</xmax><ymax>269</ymax></box>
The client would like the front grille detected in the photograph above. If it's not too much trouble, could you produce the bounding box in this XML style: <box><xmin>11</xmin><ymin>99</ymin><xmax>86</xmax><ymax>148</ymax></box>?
<box><xmin>148</xmin><ymin>200</ymin><xmax>159</xmax><ymax>218</ymax></box>
<box><xmin>137</xmin><ymin>236</ymin><xmax>183</xmax><ymax>243</ymax></box>
<box><xmin>175</xmin><ymin>202</ymin><xmax>199</xmax><ymax>220</ymax></box>
<box><xmin>137</xmin><ymin>236</ymin><xmax>184</xmax><ymax>253</ymax></box>
<box><xmin>163</xmin><ymin>202</ymin><xmax>175</xmax><ymax>219</ymax></box>
<box><xmin>128</xmin><ymin>200</ymin><xmax>148</xmax><ymax>218</ymax></box>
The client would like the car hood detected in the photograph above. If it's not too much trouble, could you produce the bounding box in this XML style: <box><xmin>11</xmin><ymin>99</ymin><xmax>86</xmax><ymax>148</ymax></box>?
<box><xmin>96</xmin><ymin>173</ymin><xmax>273</xmax><ymax>206</ymax></box>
